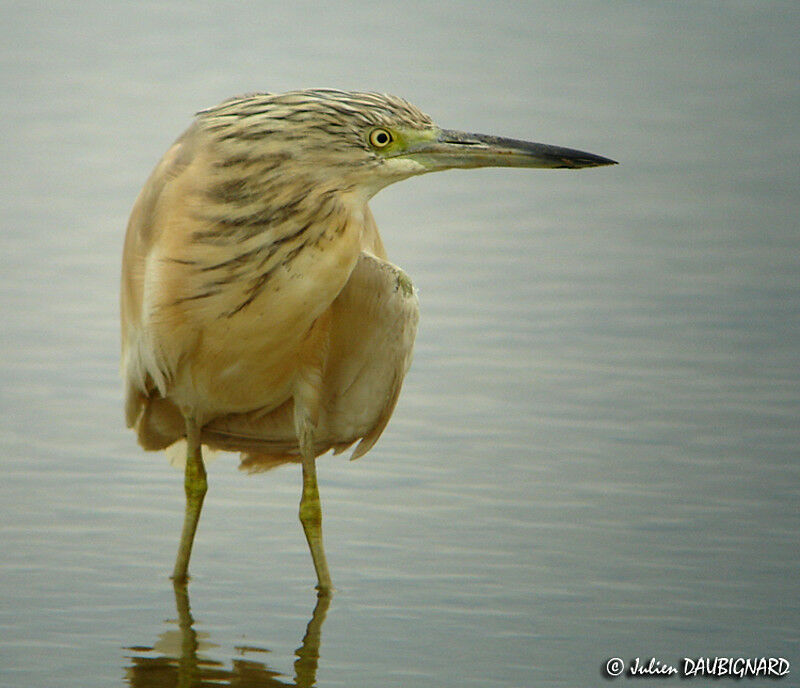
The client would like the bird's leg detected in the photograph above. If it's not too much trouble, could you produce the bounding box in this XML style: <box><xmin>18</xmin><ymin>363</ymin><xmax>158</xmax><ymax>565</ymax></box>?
<box><xmin>299</xmin><ymin>421</ymin><xmax>332</xmax><ymax>592</ymax></box>
<box><xmin>294</xmin><ymin>312</ymin><xmax>333</xmax><ymax>591</ymax></box>
<box><xmin>172</xmin><ymin>416</ymin><xmax>207</xmax><ymax>584</ymax></box>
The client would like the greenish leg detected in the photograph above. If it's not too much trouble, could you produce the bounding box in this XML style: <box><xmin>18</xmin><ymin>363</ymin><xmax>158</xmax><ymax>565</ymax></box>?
<box><xmin>299</xmin><ymin>451</ymin><xmax>332</xmax><ymax>592</ymax></box>
<box><xmin>172</xmin><ymin>417</ymin><xmax>207</xmax><ymax>584</ymax></box>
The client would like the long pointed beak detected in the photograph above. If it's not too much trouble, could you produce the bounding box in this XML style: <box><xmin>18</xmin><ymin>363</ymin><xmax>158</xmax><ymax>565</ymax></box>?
<box><xmin>399</xmin><ymin>128</ymin><xmax>617</xmax><ymax>171</ymax></box>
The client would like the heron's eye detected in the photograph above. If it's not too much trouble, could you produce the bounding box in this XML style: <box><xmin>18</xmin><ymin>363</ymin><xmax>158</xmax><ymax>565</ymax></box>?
<box><xmin>369</xmin><ymin>128</ymin><xmax>393</xmax><ymax>148</ymax></box>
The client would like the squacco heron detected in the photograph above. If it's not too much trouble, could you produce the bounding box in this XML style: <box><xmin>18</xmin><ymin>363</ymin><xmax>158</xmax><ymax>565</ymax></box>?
<box><xmin>121</xmin><ymin>89</ymin><xmax>615</xmax><ymax>590</ymax></box>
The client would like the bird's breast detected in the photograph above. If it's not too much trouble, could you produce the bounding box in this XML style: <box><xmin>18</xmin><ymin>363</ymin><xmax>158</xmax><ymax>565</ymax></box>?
<box><xmin>167</xmin><ymin>204</ymin><xmax>366</xmax><ymax>418</ymax></box>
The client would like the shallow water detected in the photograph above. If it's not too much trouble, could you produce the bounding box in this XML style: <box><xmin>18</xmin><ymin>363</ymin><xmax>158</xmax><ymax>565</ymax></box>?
<box><xmin>1</xmin><ymin>2</ymin><xmax>798</xmax><ymax>687</ymax></box>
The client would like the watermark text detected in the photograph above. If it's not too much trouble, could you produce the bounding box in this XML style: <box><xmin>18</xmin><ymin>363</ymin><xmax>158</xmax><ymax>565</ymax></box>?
<box><xmin>603</xmin><ymin>656</ymin><xmax>790</xmax><ymax>680</ymax></box>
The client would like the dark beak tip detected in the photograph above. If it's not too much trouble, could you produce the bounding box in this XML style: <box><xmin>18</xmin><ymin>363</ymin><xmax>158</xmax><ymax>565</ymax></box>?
<box><xmin>582</xmin><ymin>154</ymin><xmax>618</xmax><ymax>168</ymax></box>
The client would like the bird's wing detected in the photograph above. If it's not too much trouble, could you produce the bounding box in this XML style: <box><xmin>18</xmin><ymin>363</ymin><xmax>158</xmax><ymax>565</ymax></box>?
<box><xmin>201</xmin><ymin>251</ymin><xmax>419</xmax><ymax>466</ymax></box>
<box><xmin>323</xmin><ymin>251</ymin><xmax>419</xmax><ymax>459</ymax></box>
<box><xmin>120</xmin><ymin>124</ymin><xmax>202</xmax><ymax>430</ymax></box>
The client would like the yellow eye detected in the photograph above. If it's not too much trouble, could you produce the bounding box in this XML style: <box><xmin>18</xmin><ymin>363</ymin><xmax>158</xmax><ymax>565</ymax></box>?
<box><xmin>369</xmin><ymin>128</ymin><xmax>393</xmax><ymax>148</ymax></box>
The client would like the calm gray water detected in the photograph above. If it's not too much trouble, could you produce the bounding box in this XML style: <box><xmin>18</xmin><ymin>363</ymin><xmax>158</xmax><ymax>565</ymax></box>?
<box><xmin>1</xmin><ymin>2</ymin><xmax>798</xmax><ymax>687</ymax></box>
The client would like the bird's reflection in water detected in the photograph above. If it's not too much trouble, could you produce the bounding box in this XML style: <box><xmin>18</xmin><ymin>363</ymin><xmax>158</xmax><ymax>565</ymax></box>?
<box><xmin>125</xmin><ymin>584</ymin><xmax>330</xmax><ymax>687</ymax></box>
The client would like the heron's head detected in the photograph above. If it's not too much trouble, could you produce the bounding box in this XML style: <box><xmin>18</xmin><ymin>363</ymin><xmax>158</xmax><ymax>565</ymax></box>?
<box><xmin>198</xmin><ymin>89</ymin><xmax>616</xmax><ymax>200</ymax></box>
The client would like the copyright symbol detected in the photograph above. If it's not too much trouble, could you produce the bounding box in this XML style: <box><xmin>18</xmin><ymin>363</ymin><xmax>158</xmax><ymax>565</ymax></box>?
<box><xmin>605</xmin><ymin>657</ymin><xmax>625</xmax><ymax>677</ymax></box>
